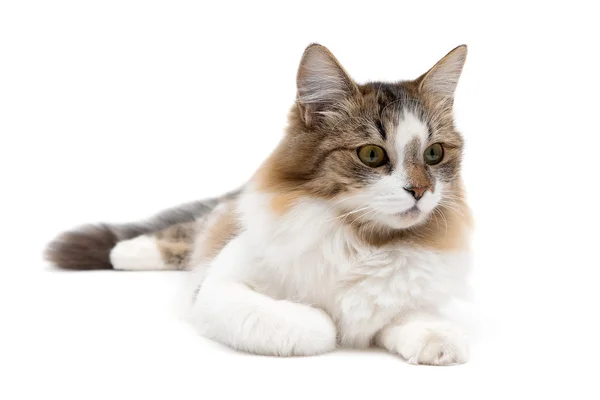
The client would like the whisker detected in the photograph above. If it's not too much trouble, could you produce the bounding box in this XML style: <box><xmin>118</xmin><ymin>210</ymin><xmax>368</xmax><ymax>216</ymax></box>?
<box><xmin>321</xmin><ymin>206</ymin><xmax>371</xmax><ymax>224</ymax></box>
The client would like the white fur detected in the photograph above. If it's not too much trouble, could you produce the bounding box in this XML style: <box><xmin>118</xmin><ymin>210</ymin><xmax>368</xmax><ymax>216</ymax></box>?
<box><xmin>188</xmin><ymin>188</ymin><xmax>471</xmax><ymax>363</ymax></box>
<box><xmin>394</xmin><ymin>109</ymin><xmax>429</xmax><ymax>152</ymax></box>
<box><xmin>376</xmin><ymin>312</ymin><xmax>469</xmax><ymax>365</ymax></box>
<box><xmin>110</xmin><ymin>235</ymin><xmax>166</xmax><ymax>271</ymax></box>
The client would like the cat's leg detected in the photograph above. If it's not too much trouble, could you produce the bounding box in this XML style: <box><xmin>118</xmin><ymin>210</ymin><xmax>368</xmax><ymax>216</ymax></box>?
<box><xmin>111</xmin><ymin>221</ymin><xmax>198</xmax><ymax>271</ymax></box>
<box><xmin>192</xmin><ymin>278</ymin><xmax>337</xmax><ymax>356</ymax></box>
<box><xmin>375</xmin><ymin>311</ymin><xmax>469</xmax><ymax>365</ymax></box>
<box><xmin>189</xmin><ymin>236</ymin><xmax>337</xmax><ymax>356</ymax></box>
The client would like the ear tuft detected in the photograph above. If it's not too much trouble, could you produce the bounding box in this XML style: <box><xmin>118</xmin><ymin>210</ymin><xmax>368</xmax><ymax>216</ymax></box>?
<box><xmin>419</xmin><ymin>45</ymin><xmax>467</xmax><ymax>99</ymax></box>
<box><xmin>296</xmin><ymin>44</ymin><xmax>357</xmax><ymax>125</ymax></box>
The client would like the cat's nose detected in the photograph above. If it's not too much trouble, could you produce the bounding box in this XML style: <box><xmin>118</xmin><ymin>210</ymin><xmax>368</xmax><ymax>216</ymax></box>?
<box><xmin>404</xmin><ymin>186</ymin><xmax>428</xmax><ymax>201</ymax></box>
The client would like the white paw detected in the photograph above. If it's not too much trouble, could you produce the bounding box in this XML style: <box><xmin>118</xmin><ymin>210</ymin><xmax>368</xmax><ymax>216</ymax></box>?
<box><xmin>396</xmin><ymin>320</ymin><xmax>469</xmax><ymax>366</ymax></box>
<box><xmin>274</xmin><ymin>301</ymin><xmax>338</xmax><ymax>356</ymax></box>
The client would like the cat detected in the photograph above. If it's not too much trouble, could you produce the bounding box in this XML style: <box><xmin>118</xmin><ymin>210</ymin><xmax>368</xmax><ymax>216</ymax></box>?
<box><xmin>46</xmin><ymin>44</ymin><xmax>473</xmax><ymax>365</ymax></box>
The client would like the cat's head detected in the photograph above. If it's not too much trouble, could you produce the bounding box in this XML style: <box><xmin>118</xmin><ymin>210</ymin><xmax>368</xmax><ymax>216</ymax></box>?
<box><xmin>258</xmin><ymin>44</ymin><xmax>469</xmax><ymax>245</ymax></box>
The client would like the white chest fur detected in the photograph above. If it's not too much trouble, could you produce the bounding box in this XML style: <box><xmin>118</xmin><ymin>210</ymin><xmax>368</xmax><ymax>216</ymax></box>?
<box><xmin>223</xmin><ymin>192</ymin><xmax>471</xmax><ymax>347</ymax></box>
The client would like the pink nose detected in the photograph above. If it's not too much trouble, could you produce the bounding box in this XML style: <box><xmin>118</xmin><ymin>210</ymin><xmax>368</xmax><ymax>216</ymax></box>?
<box><xmin>403</xmin><ymin>186</ymin><xmax>429</xmax><ymax>201</ymax></box>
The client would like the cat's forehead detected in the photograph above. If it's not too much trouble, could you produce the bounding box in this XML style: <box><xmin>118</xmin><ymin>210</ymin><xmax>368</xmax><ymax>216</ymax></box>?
<box><xmin>393</xmin><ymin>109</ymin><xmax>429</xmax><ymax>149</ymax></box>
<box><xmin>359</xmin><ymin>82</ymin><xmax>430</xmax><ymax>147</ymax></box>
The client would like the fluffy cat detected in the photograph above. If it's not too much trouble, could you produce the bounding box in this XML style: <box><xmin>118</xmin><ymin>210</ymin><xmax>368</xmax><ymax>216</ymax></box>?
<box><xmin>46</xmin><ymin>44</ymin><xmax>473</xmax><ymax>365</ymax></box>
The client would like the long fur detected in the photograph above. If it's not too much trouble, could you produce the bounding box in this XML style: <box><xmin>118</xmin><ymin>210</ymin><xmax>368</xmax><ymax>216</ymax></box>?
<box><xmin>46</xmin><ymin>44</ymin><xmax>472</xmax><ymax>365</ymax></box>
<box><xmin>45</xmin><ymin>224</ymin><xmax>119</xmax><ymax>270</ymax></box>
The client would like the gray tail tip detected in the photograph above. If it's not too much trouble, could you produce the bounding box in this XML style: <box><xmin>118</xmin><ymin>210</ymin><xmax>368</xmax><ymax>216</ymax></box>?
<box><xmin>45</xmin><ymin>224</ymin><xmax>119</xmax><ymax>270</ymax></box>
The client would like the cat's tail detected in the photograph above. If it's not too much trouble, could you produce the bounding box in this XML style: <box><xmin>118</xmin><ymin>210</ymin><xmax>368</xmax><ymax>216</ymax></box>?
<box><xmin>45</xmin><ymin>189</ymin><xmax>241</xmax><ymax>270</ymax></box>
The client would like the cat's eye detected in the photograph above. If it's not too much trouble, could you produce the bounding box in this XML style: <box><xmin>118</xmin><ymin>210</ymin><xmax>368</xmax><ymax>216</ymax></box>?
<box><xmin>423</xmin><ymin>143</ymin><xmax>444</xmax><ymax>165</ymax></box>
<box><xmin>357</xmin><ymin>145</ymin><xmax>387</xmax><ymax>168</ymax></box>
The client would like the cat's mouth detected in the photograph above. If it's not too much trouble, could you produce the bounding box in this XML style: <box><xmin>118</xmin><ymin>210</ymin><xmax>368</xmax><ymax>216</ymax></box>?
<box><xmin>375</xmin><ymin>205</ymin><xmax>427</xmax><ymax>229</ymax></box>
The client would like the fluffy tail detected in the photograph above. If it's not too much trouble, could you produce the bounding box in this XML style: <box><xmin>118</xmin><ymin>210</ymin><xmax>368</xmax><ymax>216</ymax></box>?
<box><xmin>45</xmin><ymin>189</ymin><xmax>240</xmax><ymax>270</ymax></box>
<box><xmin>45</xmin><ymin>224</ymin><xmax>120</xmax><ymax>270</ymax></box>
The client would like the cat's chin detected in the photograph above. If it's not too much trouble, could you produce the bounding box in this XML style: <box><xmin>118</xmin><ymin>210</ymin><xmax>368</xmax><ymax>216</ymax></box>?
<box><xmin>375</xmin><ymin>209</ymin><xmax>430</xmax><ymax>230</ymax></box>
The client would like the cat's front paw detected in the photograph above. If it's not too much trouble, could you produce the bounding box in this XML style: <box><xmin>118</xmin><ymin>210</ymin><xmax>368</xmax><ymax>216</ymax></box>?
<box><xmin>396</xmin><ymin>320</ymin><xmax>469</xmax><ymax>366</ymax></box>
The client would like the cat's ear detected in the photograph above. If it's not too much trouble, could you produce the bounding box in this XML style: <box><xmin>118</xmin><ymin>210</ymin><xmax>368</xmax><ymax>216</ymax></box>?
<box><xmin>296</xmin><ymin>44</ymin><xmax>358</xmax><ymax>127</ymax></box>
<box><xmin>418</xmin><ymin>45</ymin><xmax>467</xmax><ymax>100</ymax></box>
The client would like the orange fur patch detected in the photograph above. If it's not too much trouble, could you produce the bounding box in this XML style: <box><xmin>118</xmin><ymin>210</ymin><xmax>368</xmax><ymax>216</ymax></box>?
<box><xmin>197</xmin><ymin>200</ymin><xmax>241</xmax><ymax>262</ymax></box>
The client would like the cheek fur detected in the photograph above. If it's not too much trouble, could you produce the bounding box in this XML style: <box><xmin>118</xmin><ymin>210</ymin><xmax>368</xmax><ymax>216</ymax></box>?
<box><xmin>339</xmin><ymin>172</ymin><xmax>416</xmax><ymax>216</ymax></box>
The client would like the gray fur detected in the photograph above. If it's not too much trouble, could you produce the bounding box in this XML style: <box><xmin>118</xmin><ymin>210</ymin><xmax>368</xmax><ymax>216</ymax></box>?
<box><xmin>45</xmin><ymin>188</ymin><xmax>242</xmax><ymax>270</ymax></box>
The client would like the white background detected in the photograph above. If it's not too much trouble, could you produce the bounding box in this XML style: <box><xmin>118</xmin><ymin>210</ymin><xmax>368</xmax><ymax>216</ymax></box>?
<box><xmin>1</xmin><ymin>1</ymin><xmax>599</xmax><ymax>399</ymax></box>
